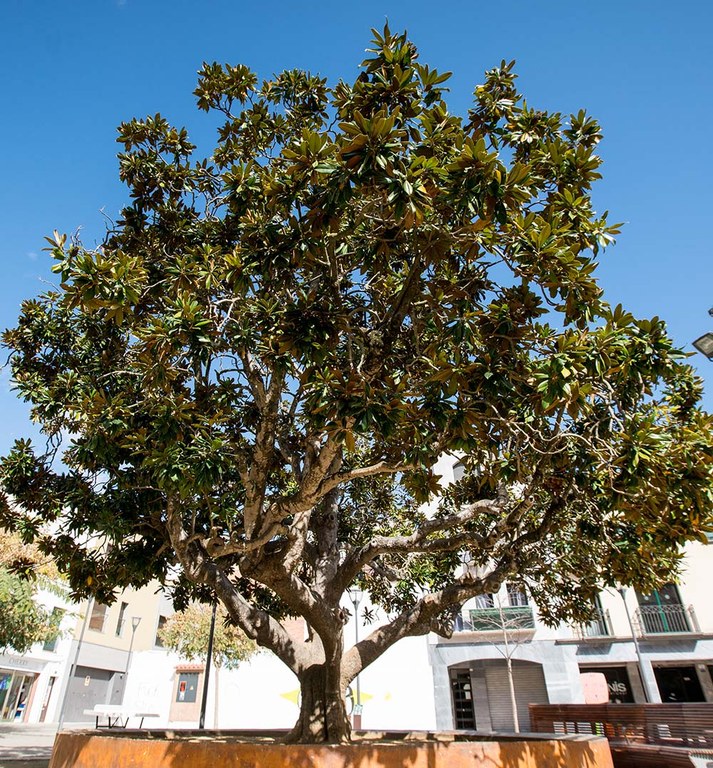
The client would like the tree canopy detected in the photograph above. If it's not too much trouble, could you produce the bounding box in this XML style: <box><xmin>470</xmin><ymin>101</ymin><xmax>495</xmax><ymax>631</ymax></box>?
<box><xmin>0</xmin><ymin>531</ymin><xmax>61</xmax><ymax>653</ymax></box>
<box><xmin>158</xmin><ymin>603</ymin><xmax>257</xmax><ymax>670</ymax></box>
<box><xmin>1</xmin><ymin>25</ymin><xmax>712</xmax><ymax>741</ymax></box>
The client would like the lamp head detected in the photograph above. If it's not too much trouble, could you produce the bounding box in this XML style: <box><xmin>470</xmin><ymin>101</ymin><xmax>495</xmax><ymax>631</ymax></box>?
<box><xmin>693</xmin><ymin>332</ymin><xmax>713</xmax><ymax>360</ymax></box>
<box><xmin>347</xmin><ymin>586</ymin><xmax>363</xmax><ymax>606</ymax></box>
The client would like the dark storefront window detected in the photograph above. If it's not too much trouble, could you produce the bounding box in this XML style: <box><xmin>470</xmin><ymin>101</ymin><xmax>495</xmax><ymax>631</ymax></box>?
<box><xmin>450</xmin><ymin>670</ymin><xmax>476</xmax><ymax>729</ymax></box>
<box><xmin>586</xmin><ymin>666</ymin><xmax>635</xmax><ymax>703</ymax></box>
<box><xmin>654</xmin><ymin>666</ymin><xmax>705</xmax><ymax>703</ymax></box>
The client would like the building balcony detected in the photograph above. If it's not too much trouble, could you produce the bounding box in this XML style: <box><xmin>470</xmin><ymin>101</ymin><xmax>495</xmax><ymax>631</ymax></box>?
<box><xmin>574</xmin><ymin>608</ymin><xmax>613</xmax><ymax>641</ymax></box>
<box><xmin>454</xmin><ymin>605</ymin><xmax>535</xmax><ymax>633</ymax></box>
<box><xmin>634</xmin><ymin>604</ymin><xmax>700</xmax><ymax>637</ymax></box>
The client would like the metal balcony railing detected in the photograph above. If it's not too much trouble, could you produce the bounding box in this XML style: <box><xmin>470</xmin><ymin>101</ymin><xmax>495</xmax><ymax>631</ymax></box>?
<box><xmin>574</xmin><ymin>608</ymin><xmax>612</xmax><ymax>640</ymax></box>
<box><xmin>454</xmin><ymin>605</ymin><xmax>535</xmax><ymax>632</ymax></box>
<box><xmin>634</xmin><ymin>604</ymin><xmax>700</xmax><ymax>636</ymax></box>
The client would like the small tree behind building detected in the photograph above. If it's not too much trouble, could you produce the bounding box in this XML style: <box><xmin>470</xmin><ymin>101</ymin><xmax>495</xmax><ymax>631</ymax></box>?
<box><xmin>158</xmin><ymin>603</ymin><xmax>257</xmax><ymax>726</ymax></box>
<box><xmin>460</xmin><ymin>584</ymin><xmax>535</xmax><ymax>733</ymax></box>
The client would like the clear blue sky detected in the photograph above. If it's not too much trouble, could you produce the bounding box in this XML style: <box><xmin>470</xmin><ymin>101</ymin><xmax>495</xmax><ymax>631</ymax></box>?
<box><xmin>1</xmin><ymin>0</ymin><xmax>712</xmax><ymax>454</ymax></box>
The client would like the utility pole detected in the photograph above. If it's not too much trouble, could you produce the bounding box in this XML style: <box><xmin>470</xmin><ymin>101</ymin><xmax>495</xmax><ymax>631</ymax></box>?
<box><xmin>347</xmin><ymin>587</ymin><xmax>363</xmax><ymax>730</ymax></box>
<box><xmin>120</xmin><ymin>616</ymin><xmax>142</xmax><ymax>704</ymax></box>
<box><xmin>617</xmin><ymin>587</ymin><xmax>658</xmax><ymax>703</ymax></box>
<box><xmin>57</xmin><ymin>597</ymin><xmax>93</xmax><ymax>730</ymax></box>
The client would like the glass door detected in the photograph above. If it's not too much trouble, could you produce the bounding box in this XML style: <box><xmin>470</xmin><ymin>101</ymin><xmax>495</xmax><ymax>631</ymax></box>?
<box><xmin>13</xmin><ymin>675</ymin><xmax>34</xmax><ymax>721</ymax></box>
<box><xmin>0</xmin><ymin>673</ymin><xmax>34</xmax><ymax>721</ymax></box>
<box><xmin>1</xmin><ymin>674</ymin><xmax>23</xmax><ymax>720</ymax></box>
<box><xmin>0</xmin><ymin>673</ymin><xmax>12</xmax><ymax>717</ymax></box>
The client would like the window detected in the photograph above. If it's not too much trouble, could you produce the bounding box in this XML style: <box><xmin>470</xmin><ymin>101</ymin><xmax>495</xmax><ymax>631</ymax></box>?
<box><xmin>636</xmin><ymin>583</ymin><xmax>689</xmax><ymax>634</ymax></box>
<box><xmin>43</xmin><ymin>608</ymin><xmax>65</xmax><ymax>652</ymax></box>
<box><xmin>579</xmin><ymin>595</ymin><xmax>609</xmax><ymax>638</ymax></box>
<box><xmin>176</xmin><ymin>672</ymin><xmax>199</xmax><ymax>703</ymax></box>
<box><xmin>507</xmin><ymin>584</ymin><xmax>528</xmax><ymax>607</ymax></box>
<box><xmin>453</xmin><ymin>461</ymin><xmax>465</xmax><ymax>483</ymax></box>
<box><xmin>581</xmin><ymin>666</ymin><xmax>634</xmax><ymax>703</ymax></box>
<box><xmin>155</xmin><ymin>615</ymin><xmax>168</xmax><ymax>647</ymax></box>
<box><xmin>474</xmin><ymin>593</ymin><xmax>494</xmax><ymax>609</ymax></box>
<box><xmin>88</xmin><ymin>602</ymin><xmax>108</xmax><ymax>633</ymax></box>
<box><xmin>450</xmin><ymin>670</ymin><xmax>476</xmax><ymax>729</ymax></box>
<box><xmin>115</xmin><ymin>602</ymin><xmax>128</xmax><ymax>637</ymax></box>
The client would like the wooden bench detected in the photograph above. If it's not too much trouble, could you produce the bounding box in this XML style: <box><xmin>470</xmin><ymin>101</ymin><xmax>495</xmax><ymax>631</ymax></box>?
<box><xmin>83</xmin><ymin>705</ymin><xmax>160</xmax><ymax>729</ymax></box>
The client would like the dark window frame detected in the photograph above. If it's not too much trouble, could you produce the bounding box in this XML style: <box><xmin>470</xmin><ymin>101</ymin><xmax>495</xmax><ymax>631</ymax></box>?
<box><xmin>115</xmin><ymin>602</ymin><xmax>128</xmax><ymax>637</ymax></box>
<box><xmin>155</xmin><ymin>615</ymin><xmax>168</xmax><ymax>647</ymax></box>
<box><xmin>88</xmin><ymin>602</ymin><xmax>108</xmax><ymax>633</ymax></box>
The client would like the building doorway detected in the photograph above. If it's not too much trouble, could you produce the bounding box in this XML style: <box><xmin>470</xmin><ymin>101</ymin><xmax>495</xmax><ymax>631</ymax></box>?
<box><xmin>449</xmin><ymin>659</ymin><xmax>549</xmax><ymax>732</ymax></box>
<box><xmin>39</xmin><ymin>676</ymin><xmax>57</xmax><ymax>723</ymax></box>
<box><xmin>62</xmin><ymin>666</ymin><xmax>124</xmax><ymax>723</ymax></box>
<box><xmin>450</xmin><ymin>670</ymin><xmax>476</xmax><ymax>729</ymax></box>
<box><xmin>654</xmin><ymin>665</ymin><xmax>705</xmax><ymax>703</ymax></box>
<box><xmin>0</xmin><ymin>671</ymin><xmax>36</xmax><ymax>721</ymax></box>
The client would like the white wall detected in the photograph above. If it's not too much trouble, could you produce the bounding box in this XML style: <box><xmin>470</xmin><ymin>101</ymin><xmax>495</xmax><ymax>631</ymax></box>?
<box><xmin>121</xmin><ymin>611</ymin><xmax>438</xmax><ymax>732</ymax></box>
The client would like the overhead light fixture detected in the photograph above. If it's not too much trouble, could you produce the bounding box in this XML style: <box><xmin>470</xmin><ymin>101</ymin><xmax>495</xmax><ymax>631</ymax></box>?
<box><xmin>693</xmin><ymin>333</ymin><xmax>713</xmax><ymax>360</ymax></box>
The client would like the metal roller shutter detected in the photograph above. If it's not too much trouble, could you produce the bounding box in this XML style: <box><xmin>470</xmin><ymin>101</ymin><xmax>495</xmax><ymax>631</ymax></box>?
<box><xmin>484</xmin><ymin>661</ymin><xmax>549</xmax><ymax>732</ymax></box>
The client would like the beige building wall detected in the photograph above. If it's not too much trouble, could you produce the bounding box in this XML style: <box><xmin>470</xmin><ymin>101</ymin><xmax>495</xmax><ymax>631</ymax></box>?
<box><xmin>73</xmin><ymin>583</ymin><xmax>170</xmax><ymax>653</ymax></box>
<box><xmin>677</xmin><ymin>540</ymin><xmax>713</xmax><ymax>631</ymax></box>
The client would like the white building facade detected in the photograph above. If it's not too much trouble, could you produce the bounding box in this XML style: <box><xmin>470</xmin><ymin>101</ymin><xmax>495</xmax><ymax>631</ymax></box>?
<box><xmin>0</xmin><ymin>579</ymin><xmax>76</xmax><ymax>724</ymax></box>
<box><xmin>6</xmin><ymin>482</ymin><xmax>712</xmax><ymax>732</ymax></box>
<box><xmin>429</xmin><ymin>541</ymin><xmax>713</xmax><ymax>733</ymax></box>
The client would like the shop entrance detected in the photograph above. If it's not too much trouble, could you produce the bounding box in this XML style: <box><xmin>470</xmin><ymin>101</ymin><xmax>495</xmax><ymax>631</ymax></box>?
<box><xmin>0</xmin><ymin>671</ymin><xmax>36</xmax><ymax>721</ymax></box>
<box><xmin>654</xmin><ymin>665</ymin><xmax>705</xmax><ymax>703</ymax></box>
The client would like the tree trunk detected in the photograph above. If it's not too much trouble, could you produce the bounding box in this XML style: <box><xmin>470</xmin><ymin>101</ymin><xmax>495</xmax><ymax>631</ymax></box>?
<box><xmin>213</xmin><ymin>665</ymin><xmax>220</xmax><ymax>729</ymax></box>
<box><xmin>286</xmin><ymin>662</ymin><xmax>351</xmax><ymax>743</ymax></box>
<box><xmin>506</xmin><ymin>656</ymin><xmax>520</xmax><ymax>733</ymax></box>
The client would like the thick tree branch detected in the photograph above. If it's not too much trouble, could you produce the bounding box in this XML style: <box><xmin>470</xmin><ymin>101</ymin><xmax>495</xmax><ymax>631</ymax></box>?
<box><xmin>243</xmin><ymin>369</ymin><xmax>285</xmax><ymax>537</ymax></box>
<box><xmin>337</xmin><ymin>498</ymin><xmax>499</xmax><ymax>592</ymax></box>
<box><xmin>340</xmin><ymin>561</ymin><xmax>513</xmax><ymax>685</ymax></box>
<box><xmin>318</xmin><ymin>460</ymin><xmax>415</xmax><ymax>497</ymax></box>
<box><xmin>165</xmin><ymin>495</ymin><xmax>308</xmax><ymax>673</ymax></box>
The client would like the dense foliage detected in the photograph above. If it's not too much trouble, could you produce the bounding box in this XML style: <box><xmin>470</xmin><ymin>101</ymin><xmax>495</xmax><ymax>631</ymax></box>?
<box><xmin>2</xmin><ymin>26</ymin><xmax>712</xmax><ymax>740</ymax></box>
<box><xmin>158</xmin><ymin>603</ymin><xmax>257</xmax><ymax>670</ymax></box>
<box><xmin>0</xmin><ymin>532</ymin><xmax>61</xmax><ymax>653</ymax></box>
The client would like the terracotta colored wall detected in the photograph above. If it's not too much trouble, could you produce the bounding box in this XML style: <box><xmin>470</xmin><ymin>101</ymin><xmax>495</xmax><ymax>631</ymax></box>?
<box><xmin>49</xmin><ymin>732</ymin><xmax>613</xmax><ymax>768</ymax></box>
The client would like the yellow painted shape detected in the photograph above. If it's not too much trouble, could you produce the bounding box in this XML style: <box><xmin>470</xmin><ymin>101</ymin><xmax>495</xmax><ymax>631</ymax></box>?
<box><xmin>280</xmin><ymin>689</ymin><xmax>300</xmax><ymax>705</ymax></box>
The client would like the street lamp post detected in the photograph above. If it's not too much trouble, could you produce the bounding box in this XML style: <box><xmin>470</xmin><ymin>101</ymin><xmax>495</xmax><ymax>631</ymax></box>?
<box><xmin>693</xmin><ymin>333</ymin><xmax>713</xmax><ymax>359</ymax></box>
<box><xmin>199</xmin><ymin>600</ymin><xmax>217</xmax><ymax>730</ymax></box>
<box><xmin>346</xmin><ymin>586</ymin><xmax>363</xmax><ymax>730</ymax></box>
<box><xmin>57</xmin><ymin>596</ymin><xmax>93</xmax><ymax>730</ymax></box>
<box><xmin>617</xmin><ymin>587</ymin><xmax>657</xmax><ymax>703</ymax></box>
<box><xmin>121</xmin><ymin>616</ymin><xmax>142</xmax><ymax>704</ymax></box>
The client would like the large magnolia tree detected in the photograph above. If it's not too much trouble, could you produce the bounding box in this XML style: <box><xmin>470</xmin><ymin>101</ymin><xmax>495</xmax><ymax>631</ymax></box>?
<box><xmin>2</xmin><ymin>26</ymin><xmax>712</xmax><ymax>742</ymax></box>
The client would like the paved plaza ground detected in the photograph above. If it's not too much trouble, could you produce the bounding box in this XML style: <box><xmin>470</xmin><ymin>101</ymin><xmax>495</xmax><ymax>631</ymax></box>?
<box><xmin>0</xmin><ymin>723</ymin><xmax>76</xmax><ymax>768</ymax></box>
